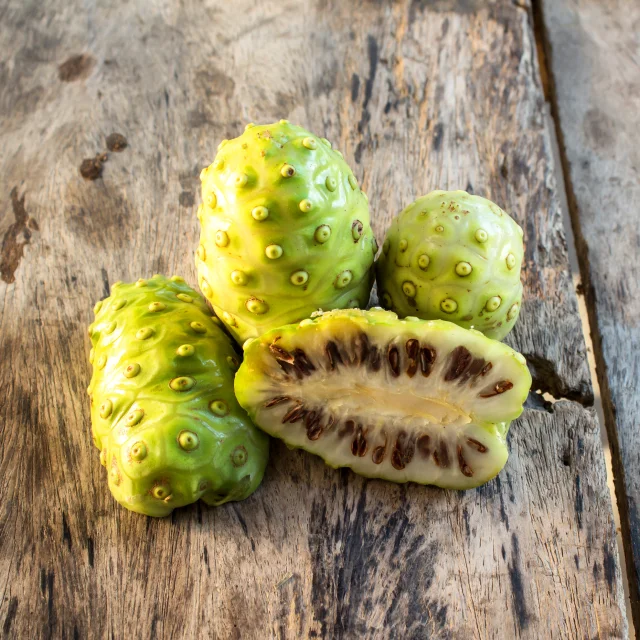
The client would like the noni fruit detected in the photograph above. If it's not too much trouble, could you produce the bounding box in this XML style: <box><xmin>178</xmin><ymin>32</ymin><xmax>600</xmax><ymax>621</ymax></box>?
<box><xmin>235</xmin><ymin>309</ymin><xmax>531</xmax><ymax>490</ymax></box>
<box><xmin>376</xmin><ymin>190</ymin><xmax>524</xmax><ymax>340</ymax></box>
<box><xmin>196</xmin><ymin>120</ymin><xmax>377</xmax><ymax>344</ymax></box>
<box><xmin>87</xmin><ymin>274</ymin><xmax>269</xmax><ymax>517</ymax></box>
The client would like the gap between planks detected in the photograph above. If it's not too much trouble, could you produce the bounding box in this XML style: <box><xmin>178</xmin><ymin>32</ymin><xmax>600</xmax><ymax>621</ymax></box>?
<box><xmin>531</xmin><ymin>1</ymin><xmax>637</xmax><ymax>636</ymax></box>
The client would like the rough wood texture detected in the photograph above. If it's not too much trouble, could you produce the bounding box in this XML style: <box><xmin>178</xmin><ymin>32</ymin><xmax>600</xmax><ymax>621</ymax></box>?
<box><xmin>540</xmin><ymin>0</ymin><xmax>640</xmax><ymax>628</ymax></box>
<box><xmin>0</xmin><ymin>0</ymin><xmax>627</xmax><ymax>637</ymax></box>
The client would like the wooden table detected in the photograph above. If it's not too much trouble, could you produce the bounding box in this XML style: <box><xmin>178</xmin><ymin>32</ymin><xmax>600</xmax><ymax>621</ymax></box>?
<box><xmin>0</xmin><ymin>0</ymin><xmax>634</xmax><ymax>637</ymax></box>
<box><xmin>541</xmin><ymin>0</ymin><xmax>640</xmax><ymax>634</ymax></box>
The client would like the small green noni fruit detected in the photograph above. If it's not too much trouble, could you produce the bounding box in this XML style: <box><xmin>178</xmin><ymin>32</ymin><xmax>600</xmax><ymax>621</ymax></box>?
<box><xmin>196</xmin><ymin>120</ymin><xmax>376</xmax><ymax>344</ymax></box>
<box><xmin>376</xmin><ymin>190</ymin><xmax>524</xmax><ymax>340</ymax></box>
<box><xmin>87</xmin><ymin>274</ymin><xmax>269</xmax><ymax>517</ymax></box>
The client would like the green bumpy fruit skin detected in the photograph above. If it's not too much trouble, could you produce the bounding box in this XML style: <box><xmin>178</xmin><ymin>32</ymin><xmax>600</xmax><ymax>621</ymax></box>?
<box><xmin>376</xmin><ymin>190</ymin><xmax>524</xmax><ymax>340</ymax></box>
<box><xmin>87</xmin><ymin>275</ymin><xmax>269</xmax><ymax>517</ymax></box>
<box><xmin>196</xmin><ymin>120</ymin><xmax>376</xmax><ymax>344</ymax></box>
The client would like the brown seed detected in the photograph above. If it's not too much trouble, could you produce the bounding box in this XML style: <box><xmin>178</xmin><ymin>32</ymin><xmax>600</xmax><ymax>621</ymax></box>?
<box><xmin>353</xmin><ymin>332</ymin><xmax>370</xmax><ymax>366</ymax></box>
<box><xmin>265</xmin><ymin>396</ymin><xmax>290</xmax><ymax>408</ymax></box>
<box><xmin>406</xmin><ymin>339</ymin><xmax>420</xmax><ymax>377</ymax></box>
<box><xmin>480</xmin><ymin>362</ymin><xmax>493</xmax><ymax>376</ymax></box>
<box><xmin>293</xmin><ymin>349</ymin><xmax>316</xmax><ymax>376</ymax></box>
<box><xmin>325</xmin><ymin>415</ymin><xmax>337</xmax><ymax>431</ymax></box>
<box><xmin>433</xmin><ymin>442</ymin><xmax>450</xmax><ymax>467</ymax></box>
<box><xmin>391</xmin><ymin>431</ymin><xmax>414</xmax><ymax>470</ymax></box>
<box><xmin>391</xmin><ymin>449</ymin><xmax>404</xmax><ymax>469</ymax></box>
<box><xmin>326</xmin><ymin>341</ymin><xmax>344</xmax><ymax>370</ymax></box>
<box><xmin>304</xmin><ymin>411</ymin><xmax>322</xmax><ymax>439</ymax></box>
<box><xmin>307</xmin><ymin>421</ymin><xmax>324</xmax><ymax>440</ymax></box>
<box><xmin>339</xmin><ymin>419</ymin><xmax>356</xmax><ymax>438</ymax></box>
<box><xmin>368</xmin><ymin>346</ymin><xmax>382</xmax><ymax>372</ymax></box>
<box><xmin>280</xmin><ymin>360</ymin><xmax>304</xmax><ymax>380</ymax></box>
<box><xmin>304</xmin><ymin>410</ymin><xmax>318</xmax><ymax>427</ymax></box>
<box><xmin>269</xmin><ymin>343</ymin><xmax>295</xmax><ymax>364</ymax></box>
<box><xmin>458</xmin><ymin>357</ymin><xmax>486</xmax><ymax>386</ymax></box>
<box><xmin>466</xmin><ymin>438</ymin><xmax>488</xmax><ymax>453</ymax></box>
<box><xmin>282</xmin><ymin>404</ymin><xmax>306</xmax><ymax>424</ymax></box>
<box><xmin>479</xmin><ymin>380</ymin><xmax>514</xmax><ymax>398</ymax></box>
<box><xmin>444</xmin><ymin>346</ymin><xmax>473</xmax><ymax>381</ymax></box>
<box><xmin>420</xmin><ymin>346</ymin><xmax>437</xmax><ymax>377</ymax></box>
<box><xmin>417</xmin><ymin>434</ymin><xmax>431</xmax><ymax>458</ymax></box>
<box><xmin>457</xmin><ymin>445</ymin><xmax>474</xmax><ymax>477</ymax></box>
<box><xmin>269</xmin><ymin>343</ymin><xmax>304</xmax><ymax>378</ymax></box>
<box><xmin>387</xmin><ymin>344</ymin><xmax>400</xmax><ymax>377</ymax></box>
<box><xmin>372</xmin><ymin>446</ymin><xmax>386</xmax><ymax>464</ymax></box>
<box><xmin>351</xmin><ymin>425</ymin><xmax>368</xmax><ymax>457</ymax></box>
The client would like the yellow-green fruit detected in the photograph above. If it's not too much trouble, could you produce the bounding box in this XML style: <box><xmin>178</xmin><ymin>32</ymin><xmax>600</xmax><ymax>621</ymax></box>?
<box><xmin>87</xmin><ymin>275</ymin><xmax>269</xmax><ymax>517</ymax></box>
<box><xmin>196</xmin><ymin>121</ymin><xmax>376</xmax><ymax>344</ymax></box>
<box><xmin>376</xmin><ymin>190</ymin><xmax>524</xmax><ymax>340</ymax></box>
<box><xmin>235</xmin><ymin>309</ymin><xmax>531</xmax><ymax>490</ymax></box>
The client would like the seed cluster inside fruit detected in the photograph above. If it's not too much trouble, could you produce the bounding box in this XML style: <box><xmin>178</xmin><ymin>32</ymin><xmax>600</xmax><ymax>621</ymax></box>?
<box><xmin>195</xmin><ymin>121</ymin><xmax>377</xmax><ymax>343</ymax></box>
<box><xmin>235</xmin><ymin>309</ymin><xmax>531</xmax><ymax>490</ymax></box>
<box><xmin>263</xmin><ymin>338</ymin><xmax>507</xmax><ymax>478</ymax></box>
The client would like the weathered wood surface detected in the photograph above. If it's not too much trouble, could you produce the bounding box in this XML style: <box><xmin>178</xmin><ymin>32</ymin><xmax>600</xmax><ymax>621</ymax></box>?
<box><xmin>0</xmin><ymin>0</ymin><xmax>627</xmax><ymax>637</ymax></box>
<box><xmin>540</xmin><ymin>0</ymin><xmax>640</xmax><ymax>629</ymax></box>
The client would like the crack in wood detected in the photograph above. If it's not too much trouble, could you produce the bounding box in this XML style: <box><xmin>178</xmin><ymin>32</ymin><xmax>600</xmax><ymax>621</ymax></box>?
<box><xmin>1</xmin><ymin>188</ymin><xmax>38</xmax><ymax>284</ymax></box>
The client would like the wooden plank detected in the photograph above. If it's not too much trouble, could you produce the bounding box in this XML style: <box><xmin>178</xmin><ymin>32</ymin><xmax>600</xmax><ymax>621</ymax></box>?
<box><xmin>539</xmin><ymin>0</ymin><xmax>640</xmax><ymax>628</ymax></box>
<box><xmin>0</xmin><ymin>0</ymin><xmax>626</xmax><ymax>637</ymax></box>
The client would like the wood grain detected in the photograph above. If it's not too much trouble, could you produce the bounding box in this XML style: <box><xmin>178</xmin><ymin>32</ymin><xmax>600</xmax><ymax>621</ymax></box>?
<box><xmin>0</xmin><ymin>0</ymin><xmax>627</xmax><ymax>637</ymax></box>
<box><xmin>540</xmin><ymin>0</ymin><xmax>640</xmax><ymax>628</ymax></box>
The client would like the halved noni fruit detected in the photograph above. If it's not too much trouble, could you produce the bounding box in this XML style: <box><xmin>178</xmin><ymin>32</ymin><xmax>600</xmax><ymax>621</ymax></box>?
<box><xmin>235</xmin><ymin>309</ymin><xmax>531</xmax><ymax>489</ymax></box>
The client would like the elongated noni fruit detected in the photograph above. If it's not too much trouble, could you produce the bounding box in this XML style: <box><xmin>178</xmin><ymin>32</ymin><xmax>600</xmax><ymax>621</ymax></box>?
<box><xmin>235</xmin><ymin>309</ymin><xmax>531</xmax><ymax>489</ymax></box>
<box><xmin>87</xmin><ymin>275</ymin><xmax>269</xmax><ymax>516</ymax></box>
<box><xmin>196</xmin><ymin>120</ymin><xmax>377</xmax><ymax>344</ymax></box>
